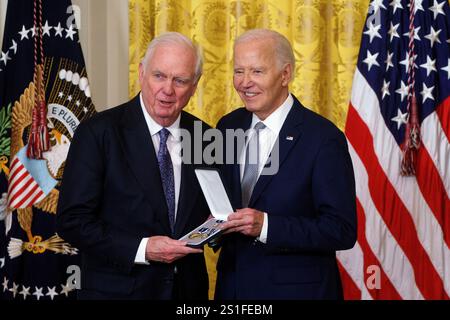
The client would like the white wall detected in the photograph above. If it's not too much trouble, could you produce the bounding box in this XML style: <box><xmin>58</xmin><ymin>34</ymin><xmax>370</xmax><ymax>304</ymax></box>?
<box><xmin>0</xmin><ymin>0</ymin><xmax>7</xmax><ymax>49</ymax></box>
<box><xmin>0</xmin><ymin>0</ymin><xmax>129</xmax><ymax>111</ymax></box>
<box><xmin>72</xmin><ymin>0</ymin><xmax>129</xmax><ymax>111</ymax></box>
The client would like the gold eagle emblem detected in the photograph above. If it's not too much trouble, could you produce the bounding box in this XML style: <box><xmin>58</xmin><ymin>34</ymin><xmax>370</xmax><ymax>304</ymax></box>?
<box><xmin>6</xmin><ymin>64</ymin><xmax>78</xmax><ymax>257</ymax></box>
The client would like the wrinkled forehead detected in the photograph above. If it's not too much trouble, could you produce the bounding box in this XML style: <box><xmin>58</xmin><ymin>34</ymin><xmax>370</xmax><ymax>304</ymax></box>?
<box><xmin>233</xmin><ymin>39</ymin><xmax>277</xmax><ymax>66</ymax></box>
<box><xmin>147</xmin><ymin>44</ymin><xmax>197</xmax><ymax>76</ymax></box>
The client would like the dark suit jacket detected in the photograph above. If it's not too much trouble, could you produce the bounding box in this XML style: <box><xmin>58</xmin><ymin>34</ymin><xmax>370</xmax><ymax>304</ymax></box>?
<box><xmin>56</xmin><ymin>95</ymin><xmax>210</xmax><ymax>300</ymax></box>
<box><xmin>215</xmin><ymin>95</ymin><xmax>357</xmax><ymax>300</ymax></box>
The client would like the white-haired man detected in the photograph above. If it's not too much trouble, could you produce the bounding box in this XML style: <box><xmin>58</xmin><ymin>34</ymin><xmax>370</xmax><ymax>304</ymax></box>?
<box><xmin>57</xmin><ymin>32</ymin><xmax>210</xmax><ymax>299</ymax></box>
<box><xmin>215</xmin><ymin>29</ymin><xmax>357</xmax><ymax>299</ymax></box>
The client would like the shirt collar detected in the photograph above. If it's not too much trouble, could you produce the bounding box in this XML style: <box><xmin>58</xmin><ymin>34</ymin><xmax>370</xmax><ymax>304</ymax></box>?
<box><xmin>251</xmin><ymin>93</ymin><xmax>293</xmax><ymax>135</ymax></box>
<box><xmin>140</xmin><ymin>93</ymin><xmax>181</xmax><ymax>140</ymax></box>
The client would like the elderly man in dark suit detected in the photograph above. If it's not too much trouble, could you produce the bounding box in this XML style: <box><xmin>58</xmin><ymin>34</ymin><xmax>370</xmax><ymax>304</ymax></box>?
<box><xmin>215</xmin><ymin>29</ymin><xmax>357</xmax><ymax>299</ymax></box>
<box><xmin>57</xmin><ymin>32</ymin><xmax>210</xmax><ymax>299</ymax></box>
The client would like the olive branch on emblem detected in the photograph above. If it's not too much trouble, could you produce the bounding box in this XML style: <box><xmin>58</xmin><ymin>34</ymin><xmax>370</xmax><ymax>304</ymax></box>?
<box><xmin>0</xmin><ymin>103</ymin><xmax>12</xmax><ymax>157</ymax></box>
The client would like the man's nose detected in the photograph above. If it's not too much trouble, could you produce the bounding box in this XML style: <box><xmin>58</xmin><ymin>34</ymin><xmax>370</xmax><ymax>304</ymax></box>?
<box><xmin>162</xmin><ymin>80</ymin><xmax>175</xmax><ymax>95</ymax></box>
<box><xmin>241</xmin><ymin>72</ymin><xmax>253</xmax><ymax>88</ymax></box>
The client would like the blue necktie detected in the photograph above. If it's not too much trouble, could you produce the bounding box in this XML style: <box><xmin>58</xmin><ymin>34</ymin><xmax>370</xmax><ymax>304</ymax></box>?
<box><xmin>157</xmin><ymin>128</ymin><xmax>175</xmax><ymax>232</ymax></box>
<box><xmin>241</xmin><ymin>121</ymin><xmax>266</xmax><ymax>207</ymax></box>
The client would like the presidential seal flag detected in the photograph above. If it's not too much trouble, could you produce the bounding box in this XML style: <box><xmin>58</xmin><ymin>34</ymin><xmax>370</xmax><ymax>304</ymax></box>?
<box><xmin>0</xmin><ymin>0</ymin><xmax>96</xmax><ymax>300</ymax></box>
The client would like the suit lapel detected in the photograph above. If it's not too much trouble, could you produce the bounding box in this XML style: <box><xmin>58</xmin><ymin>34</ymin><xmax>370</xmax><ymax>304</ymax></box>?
<box><xmin>232</xmin><ymin>111</ymin><xmax>253</xmax><ymax>208</ymax></box>
<box><xmin>118</xmin><ymin>95</ymin><xmax>171</xmax><ymax>234</ymax></box>
<box><xmin>249</xmin><ymin>97</ymin><xmax>304</xmax><ymax>207</ymax></box>
<box><xmin>173</xmin><ymin>112</ymin><xmax>201</xmax><ymax>237</ymax></box>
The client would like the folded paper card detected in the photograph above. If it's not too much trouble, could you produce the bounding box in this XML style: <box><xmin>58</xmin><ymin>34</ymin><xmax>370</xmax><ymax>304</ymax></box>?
<box><xmin>179</xmin><ymin>168</ymin><xmax>233</xmax><ymax>247</ymax></box>
<box><xmin>194</xmin><ymin>168</ymin><xmax>234</xmax><ymax>220</ymax></box>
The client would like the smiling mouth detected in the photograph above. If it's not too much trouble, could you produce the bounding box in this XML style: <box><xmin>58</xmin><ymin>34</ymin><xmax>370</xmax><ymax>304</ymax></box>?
<box><xmin>243</xmin><ymin>91</ymin><xmax>259</xmax><ymax>98</ymax></box>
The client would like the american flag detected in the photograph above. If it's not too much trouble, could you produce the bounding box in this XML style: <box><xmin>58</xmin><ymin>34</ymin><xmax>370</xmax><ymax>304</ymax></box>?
<box><xmin>337</xmin><ymin>0</ymin><xmax>450</xmax><ymax>299</ymax></box>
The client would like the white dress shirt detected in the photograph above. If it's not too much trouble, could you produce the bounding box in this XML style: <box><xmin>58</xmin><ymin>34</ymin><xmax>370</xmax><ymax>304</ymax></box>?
<box><xmin>240</xmin><ymin>93</ymin><xmax>293</xmax><ymax>243</ymax></box>
<box><xmin>135</xmin><ymin>93</ymin><xmax>182</xmax><ymax>264</ymax></box>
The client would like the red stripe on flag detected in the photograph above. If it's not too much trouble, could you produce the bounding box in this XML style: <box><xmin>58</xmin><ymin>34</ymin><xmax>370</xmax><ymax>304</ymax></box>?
<box><xmin>416</xmin><ymin>145</ymin><xmax>450</xmax><ymax>247</ymax></box>
<box><xmin>14</xmin><ymin>183</ymin><xmax>41</xmax><ymax>208</ymax></box>
<box><xmin>436</xmin><ymin>96</ymin><xmax>450</xmax><ymax>142</ymax></box>
<box><xmin>8</xmin><ymin>175</ymin><xmax>35</xmax><ymax>206</ymax></box>
<box><xmin>8</xmin><ymin>164</ymin><xmax>27</xmax><ymax>191</ymax></box>
<box><xmin>28</xmin><ymin>188</ymin><xmax>45</xmax><ymax>207</ymax></box>
<box><xmin>8</xmin><ymin>157</ymin><xmax>21</xmax><ymax>181</ymax></box>
<box><xmin>355</xmin><ymin>198</ymin><xmax>402</xmax><ymax>299</ymax></box>
<box><xmin>337</xmin><ymin>260</ymin><xmax>361</xmax><ymax>300</ymax></box>
<box><xmin>346</xmin><ymin>104</ymin><xmax>448</xmax><ymax>299</ymax></box>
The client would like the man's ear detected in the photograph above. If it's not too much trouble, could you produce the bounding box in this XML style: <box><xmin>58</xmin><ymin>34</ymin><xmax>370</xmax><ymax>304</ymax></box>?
<box><xmin>281</xmin><ymin>63</ymin><xmax>292</xmax><ymax>87</ymax></box>
<box><xmin>192</xmin><ymin>74</ymin><xmax>202</xmax><ymax>96</ymax></box>
<box><xmin>138</xmin><ymin>63</ymin><xmax>144</xmax><ymax>84</ymax></box>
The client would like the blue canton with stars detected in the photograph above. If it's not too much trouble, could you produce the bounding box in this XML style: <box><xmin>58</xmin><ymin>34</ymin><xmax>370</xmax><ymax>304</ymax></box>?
<box><xmin>357</xmin><ymin>0</ymin><xmax>450</xmax><ymax>145</ymax></box>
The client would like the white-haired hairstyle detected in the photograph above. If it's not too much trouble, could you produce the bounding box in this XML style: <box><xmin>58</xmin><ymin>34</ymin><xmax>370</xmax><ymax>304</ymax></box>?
<box><xmin>234</xmin><ymin>29</ymin><xmax>295</xmax><ymax>79</ymax></box>
<box><xmin>141</xmin><ymin>32</ymin><xmax>203</xmax><ymax>82</ymax></box>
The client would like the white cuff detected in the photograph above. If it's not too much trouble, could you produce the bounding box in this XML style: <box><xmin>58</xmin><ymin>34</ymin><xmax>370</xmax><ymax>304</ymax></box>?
<box><xmin>257</xmin><ymin>212</ymin><xmax>268</xmax><ymax>244</ymax></box>
<box><xmin>134</xmin><ymin>237</ymin><xmax>150</xmax><ymax>265</ymax></box>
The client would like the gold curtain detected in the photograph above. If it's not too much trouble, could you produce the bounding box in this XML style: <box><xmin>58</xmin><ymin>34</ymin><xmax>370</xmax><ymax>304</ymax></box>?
<box><xmin>129</xmin><ymin>0</ymin><xmax>368</xmax><ymax>299</ymax></box>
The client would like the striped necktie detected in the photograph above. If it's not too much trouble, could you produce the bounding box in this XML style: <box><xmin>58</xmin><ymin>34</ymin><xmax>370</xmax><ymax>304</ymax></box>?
<box><xmin>241</xmin><ymin>121</ymin><xmax>266</xmax><ymax>207</ymax></box>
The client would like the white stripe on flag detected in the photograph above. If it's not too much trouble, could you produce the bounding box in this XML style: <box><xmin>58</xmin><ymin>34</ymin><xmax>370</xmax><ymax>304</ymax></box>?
<box><xmin>337</xmin><ymin>242</ymin><xmax>373</xmax><ymax>299</ymax></box>
<box><xmin>421</xmin><ymin>112</ymin><xmax>450</xmax><ymax>196</ymax></box>
<box><xmin>347</xmin><ymin>140</ymin><xmax>424</xmax><ymax>299</ymax></box>
<box><xmin>8</xmin><ymin>158</ymin><xmax>22</xmax><ymax>180</ymax></box>
<box><xmin>9</xmin><ymin>176</ymin><xmax>39</xmax><ymax>208</ymax></box>
<box><xmin>350</xmin><ymin>69</ymin><xmax>450</xmax><ymax>295</ymax></box>
<box><xmin>8</xmin><ymin>172</ymin><xmax>34</xmax><ymax>206</ymax></box>
<box><xmin>18</xmin><ymin>187</ymin><xmax>45</xmax><ymax>209</ymax></box>
<box><xmin>8</xmin><ymin>164</ymin><xmax>26</xmax><ymax>189</ymax></box>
